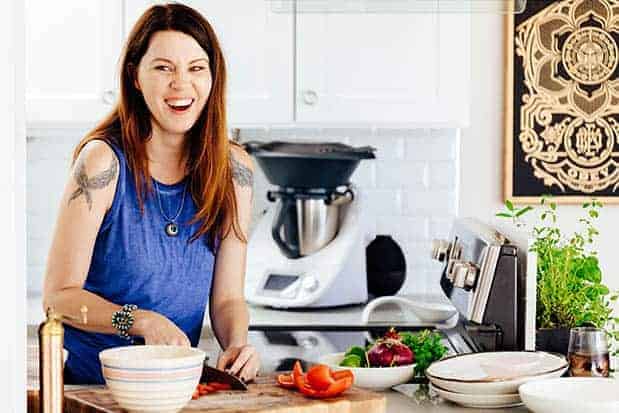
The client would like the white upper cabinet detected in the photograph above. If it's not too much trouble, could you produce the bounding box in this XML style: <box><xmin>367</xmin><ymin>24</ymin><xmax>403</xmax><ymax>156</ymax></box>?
<box><xmin>25</xmin><ymin>1</ymin><xmax>469</xmax><ymax>126</ymax></box>
<box><xmin>295</xmin><ymin>11</ymin><xmax>470</xmax><ymax>126</ymax></box>
<box><xmin>125</xmin><ymin>0</ymin><xmax>294</xmax><ymax>125</ymax></box>
<box><xmin>25</xmin><ymin>0</ymin><xmax>123</xmax><ymax>125</ymax></box>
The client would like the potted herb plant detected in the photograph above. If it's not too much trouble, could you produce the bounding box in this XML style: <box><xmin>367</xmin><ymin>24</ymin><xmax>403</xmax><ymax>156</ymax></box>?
<box><xmin>497</xmin><ymin>197</ymin><xmax>619</xmax><ymax>355</ymax></box>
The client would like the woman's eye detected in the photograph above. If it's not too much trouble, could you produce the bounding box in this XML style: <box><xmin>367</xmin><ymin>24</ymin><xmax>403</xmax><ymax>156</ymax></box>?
<box><xmin>190</xmin><ymin>66</ymin><xmax>206</xmax><ymax>72</ymax></box>
<box><xmin>155</xmin><ymin>65</ymin><xmax>172</xmax><ymax>72</ymax></box>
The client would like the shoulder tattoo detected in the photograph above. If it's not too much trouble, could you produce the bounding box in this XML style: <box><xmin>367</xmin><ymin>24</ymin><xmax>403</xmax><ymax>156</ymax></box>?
<box><xmin>230</xmin><ymin>154</ymin><xmax>254</xmax><ymax>188</ymax></box>
<box><xmin>69</xmin><ymin>155</ymin><xmax>118</xmax><ymax>211</ymax></box>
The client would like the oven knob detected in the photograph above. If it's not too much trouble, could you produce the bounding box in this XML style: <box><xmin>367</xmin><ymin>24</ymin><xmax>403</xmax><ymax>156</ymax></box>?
<box><xmin>446</xmin><ymin>259</ymin><xmax>458</xmax><ymax>282</ymax></box>
<box><xmin>450</xmin><ymin>242</ymin><xmax>462</xmax><ymax>260</ymax></box>
<box><xmin>452</xmin><ymin>262</ymin><xmax>478</xmax><ymax>290</ymax></box>
<box><xmin>431</xmin><ymin>239</ymin><xmax>451</xmax><ymax>262</ymax></box>
<box><xmin>452</xmin><ymin>263</ymin><xmax>467</xmax><ymax>288</ymax></box>
<box><xmin>302</xmin><ymin>276</ymin><xmax>319</xmax><ymax>292</ymax></box>
<box><xmin>463</xmin><ymin>263</ymin><xmax>479</xmax><ymax>290</ymax></box>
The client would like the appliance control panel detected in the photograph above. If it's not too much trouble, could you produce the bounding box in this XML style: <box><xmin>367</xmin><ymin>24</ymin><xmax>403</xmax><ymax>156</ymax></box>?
<box><xmin>256</xmin><ymin>271</ymin><xmax>323</xmax><ymax>300</ymax></box>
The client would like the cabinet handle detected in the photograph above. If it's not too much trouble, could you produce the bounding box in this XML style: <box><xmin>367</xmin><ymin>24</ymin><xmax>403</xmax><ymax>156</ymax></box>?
<box><xmin>302</xmin><ymin>90</ymin><xmax>318</xmax><ymax>106</ymax></box>
<box><xmin>102</xmin><ymin>90</ymin><xmax>117</xmax><ymax>105</ymax></box>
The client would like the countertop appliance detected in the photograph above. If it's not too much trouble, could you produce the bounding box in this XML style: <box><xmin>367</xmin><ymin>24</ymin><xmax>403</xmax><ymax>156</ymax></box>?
<box><xmin>243</xmin><ymin>141</ymin><xmax>375</xmax><ymax>308</ymax></box>
<box><xmin>434</xmin><ymin>218</ymin><xmax>527</xmax><ymax>352</ymax></box>
<box><xmin>246</xmin><ymin>218</ymin><xmax>531</xmax><ymax>359</ymax></box>
<box><xmin>360</xmin><ymin>217</ymin><xmax>528</xmax><ymax>353</ymax></box>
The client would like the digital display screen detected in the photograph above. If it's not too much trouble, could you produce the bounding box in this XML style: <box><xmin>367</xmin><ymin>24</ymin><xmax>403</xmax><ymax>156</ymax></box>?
<box><xmin>264</xmin><ymin>274</ymin><xmax>299</xmax><ymax>291</ymax></box>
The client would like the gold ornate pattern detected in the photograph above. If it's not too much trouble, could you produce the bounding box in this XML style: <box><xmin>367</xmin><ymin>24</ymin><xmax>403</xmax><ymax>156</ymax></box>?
<box><xmin>514</xmin><ymin>0</ymin><xmax>619</xmax><ymax>194</ymax></box>
<box><xmin>563</xmin><ymin>27</ymin><xmax>618</xmax><ymax>84</ymax></box>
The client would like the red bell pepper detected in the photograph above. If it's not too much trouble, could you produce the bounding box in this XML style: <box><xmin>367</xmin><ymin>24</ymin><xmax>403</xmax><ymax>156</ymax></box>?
<box><xmin>306</xmin><ymin>364</ymin><xmax>335</xmax><ymax>390</ymax></box>
<box><xmin>289</xmin><ymin>361</ymin><xmax>353</xmax><ymax>398</ymax></box>
<box><xmin>277</xmin><ymin>373</ymin><xmax>296</xmax><ymax>389</ymax></box>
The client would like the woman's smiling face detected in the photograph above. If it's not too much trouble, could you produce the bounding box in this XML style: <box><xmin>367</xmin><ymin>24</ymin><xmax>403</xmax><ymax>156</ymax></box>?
<box><xmin>135</xmin><ymin>30</ymin><xmax>212</xmax><ymax>138</ymax></box>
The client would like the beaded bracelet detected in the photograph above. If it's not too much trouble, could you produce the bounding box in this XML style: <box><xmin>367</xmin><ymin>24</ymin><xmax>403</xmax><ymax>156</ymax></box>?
<box><xmin>111</xmin><ymin>304</ymin><xmax>138</xmax><ymax>341</ymax></box>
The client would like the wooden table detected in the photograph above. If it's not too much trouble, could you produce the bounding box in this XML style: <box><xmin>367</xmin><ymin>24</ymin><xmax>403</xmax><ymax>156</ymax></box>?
<box><xmin>28</xmin><ymin>373</ymin><xmax>386</xmax><ymax>413</ymax></box>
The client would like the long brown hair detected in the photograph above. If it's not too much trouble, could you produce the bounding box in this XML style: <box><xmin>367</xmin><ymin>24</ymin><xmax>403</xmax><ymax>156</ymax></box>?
<box><xmin>73</xmin><ymin>3</ymin><xmax>245</xmax><ymax>249</ymax></box>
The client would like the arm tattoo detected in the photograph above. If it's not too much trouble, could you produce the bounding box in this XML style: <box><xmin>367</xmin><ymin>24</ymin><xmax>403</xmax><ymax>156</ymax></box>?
<box><xmin>230</xmin><ymin>155</ymin><xmax>254</xmax><ymax>188</ymax></box>
<box><xmin>69</xmin><ymin>155</ymin><xmax>118</xmax><ymax>211</ymax></box>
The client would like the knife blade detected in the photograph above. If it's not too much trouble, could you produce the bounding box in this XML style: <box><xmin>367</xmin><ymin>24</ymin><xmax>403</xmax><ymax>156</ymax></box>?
<box><xmin>200</xmin><ymin>363</ymin><xmax>249</xmax><ymax>391</ymax></box>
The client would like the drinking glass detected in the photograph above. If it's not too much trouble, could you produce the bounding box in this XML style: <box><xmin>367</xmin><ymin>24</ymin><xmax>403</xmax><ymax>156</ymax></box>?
<box><xmin>567</xmin><ymin>327</ymin><xmax>610</xmax><ymax>377</ymax></box>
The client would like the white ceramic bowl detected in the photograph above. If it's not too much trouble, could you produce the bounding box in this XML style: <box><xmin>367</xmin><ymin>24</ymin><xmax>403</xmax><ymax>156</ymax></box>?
<box><xmin>519</xmin><ymin>377</ymin><xmax>619</xmax><ymax>413</ymax></box>
<box><xmin>319</xmin><ymin>352</ymin><xmax>415</xmax><ymax>390</ymax></box>
<box><xmin>361</xmin><ymin>296</ymin><xmax>457</xmax><ymax>324</ymax></box>
<box><xmin>431</xmin><ymin>383</ymin><xmax>522</xmax><ymax>409</ymax></box>
<box><xmin>99</xmin><ymin>345</ymin><xmax>206</xmax><ymax>413</ymax></box>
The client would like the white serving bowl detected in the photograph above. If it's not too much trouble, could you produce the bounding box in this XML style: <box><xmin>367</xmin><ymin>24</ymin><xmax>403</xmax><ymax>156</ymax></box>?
<box><xmin>519</xmin><ymin>377</ymin><xmax>619</xmax><ymax>413</ymax></box>
<box><xmin>99</xmin><ymin>345</ymin><xmax>206</xmax><ymax>413</ymax></box>
<box><xmin>319</xmin><ymin>352</ymin><xmax>415</xmax><ymax>390</ymax></box>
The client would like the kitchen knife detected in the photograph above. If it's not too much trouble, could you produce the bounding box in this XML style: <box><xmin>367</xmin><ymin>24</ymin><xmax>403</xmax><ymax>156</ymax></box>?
<box><xmin>201</xmin><ymin>363</ymin><xmax>249</xmax><ymax>391</ymax></box>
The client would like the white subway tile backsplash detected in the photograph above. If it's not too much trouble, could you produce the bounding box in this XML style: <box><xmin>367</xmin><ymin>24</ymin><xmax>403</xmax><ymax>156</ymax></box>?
<box><xmin>428</xmin><ymin>161</ymin><xmax>457</xmax><ymax>189</ymax></box>
<box><xmin>352</xmin><ymin>131</ymin><xmax>405</xmax><ymax>160</ymax></box>
<box><xmin>364</xmin><ymin>189</ymin><xmax>402</xmax><ymax>216</ymax></box>
<box><xmin>403</xmin><ymin>190</ymin><xmax>457</xmax><ymax>216</ymax></box>
<box><xmin>27</xmin><ymin>126</ymin><xmax>459</xmax><ymax>296</ymax></box>
<box><xmin>376</xmin><ymin>216</ymin><xmax>428</xmax><ymax>244</ymax></box>
<box><xmin>351</xmin><ymin>162</ymin><xmax>375</xmax><ymax>188</ymax></box>
<box><xmin>405</xmin><ymin>242</ymin><xmax>434</xmax><ymax>270</ymax></box>
<box><xmin>322</xmin><ymin>128</ymin><xmax>372</xmax><ymax>144</ymax></box>
<box><xmin>405</xmin><ymin>129</ymin><xmax>457</xmax><ymax>161</ymax></box>
<box><xmin>264</xmin><ymin>127</ymin><xmax>296</xmax><ymax>141</ymax></box>
<box><xmin>429</xmin><ymin>217</ymin><xmax>455</xmax><ymax>240</ymax></box>
<box><xmin>375</xmin><ymin>160</ymin><xmax>426</xmax><ymax>190</ymax></box>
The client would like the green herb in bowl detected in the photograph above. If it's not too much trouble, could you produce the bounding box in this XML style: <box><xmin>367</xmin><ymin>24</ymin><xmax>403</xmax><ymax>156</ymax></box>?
<box><xmin>339</xmin><ymin>328</ymin><xmax>447</xmax><ymax>378</ymax></box>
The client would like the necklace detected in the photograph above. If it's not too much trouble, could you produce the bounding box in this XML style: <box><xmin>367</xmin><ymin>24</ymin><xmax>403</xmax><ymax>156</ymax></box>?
<box><xmin>153</xmin><ymin>179</ymin><xmax>187</xmax><ymax>237</ymax></box>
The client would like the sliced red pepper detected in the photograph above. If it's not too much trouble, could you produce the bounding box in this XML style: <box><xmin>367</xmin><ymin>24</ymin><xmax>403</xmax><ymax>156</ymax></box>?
<box><xmin>306</xmin><ymin>364</ymin><xmax>335</xmax><ymax>391</ymax></box>
<box><xmin>277</xmin><ymin>373</ymin><xmax>296</xmax><ymax>389</ymax></box>
<box><xmin>331</xmin><ymin>369</ymin><xmax>354</xmax><ymax>383</ymax></box>
<box><xmin>298</xmin><ymin>375</ymin><xmax>353</xmax><ymax>399</ymax></box>
<box><xmin>292</xmin><ymin>360</ymin><xmax>305</xmax><ymax>389</ymax></box>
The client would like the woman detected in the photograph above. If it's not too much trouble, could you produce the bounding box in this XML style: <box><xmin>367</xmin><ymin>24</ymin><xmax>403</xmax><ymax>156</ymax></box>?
<box><xmin>42</xmin><ymin>3</ymin><xmax>260</xmax><ymax>384</ymax></box>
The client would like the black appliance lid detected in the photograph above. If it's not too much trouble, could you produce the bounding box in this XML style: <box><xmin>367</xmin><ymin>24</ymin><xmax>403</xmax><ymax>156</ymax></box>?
<box><xmin>244</xmin><ymin>140</ymin><xmax>376</xmax><ymax>160</ymax></box>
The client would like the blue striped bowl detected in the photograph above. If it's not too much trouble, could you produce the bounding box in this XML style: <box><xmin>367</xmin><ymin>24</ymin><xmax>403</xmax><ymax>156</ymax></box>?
<box><xmin>99</xmin><ymin>345</ymin><xmax>206</xmax><ymax>413</ymax></box>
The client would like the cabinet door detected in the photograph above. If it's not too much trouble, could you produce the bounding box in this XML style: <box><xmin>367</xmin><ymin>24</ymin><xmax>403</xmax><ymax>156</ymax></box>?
<box><xmin>295</xmin><ymin>11</ymin><xmax>470</xmax><ymax>126</ymax></box>
<box><xmin>125</xmin><ymin>0</ymin><xmax>295</xmax><ymax>125</ymax></box>
<box><xmin>25</xmin><ymin>0</ymin><xmax>123</xmax><ymax>125</ymax></box>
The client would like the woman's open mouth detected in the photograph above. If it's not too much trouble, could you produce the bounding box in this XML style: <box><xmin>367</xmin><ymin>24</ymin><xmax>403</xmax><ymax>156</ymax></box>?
<box><xmin>165</xmin><ymin>98</ymin><xmax>194</xmax><ymax>114</ymax></box>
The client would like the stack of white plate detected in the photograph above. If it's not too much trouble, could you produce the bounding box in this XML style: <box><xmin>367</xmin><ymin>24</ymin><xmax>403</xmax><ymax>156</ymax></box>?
<box><xmin>426</xmin><ymin>352</ymin><xmax>568</xmax><ymax>409</ymax></box>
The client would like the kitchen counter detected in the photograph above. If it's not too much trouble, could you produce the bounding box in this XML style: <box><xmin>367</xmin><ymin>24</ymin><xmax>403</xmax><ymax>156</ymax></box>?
<box><xmin>27</xmin><ymin>293</ymin><xmax>449</xmax><ymax>328</ymax></box>
<box><xmin>27</xmin><ymin>325</ymin><xmax>529</xmax><ymax>412</ymax></box>
<box><xmin>247</xmin><ymin>296</ymin><xmax>441</xmax><ymax>329</ymax></box>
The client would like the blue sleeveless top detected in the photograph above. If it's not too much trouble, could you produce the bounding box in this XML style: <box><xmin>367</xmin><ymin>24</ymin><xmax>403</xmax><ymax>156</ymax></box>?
<box><xmin>63</xmin><ymin>141</ymin><xmax>216</xmax><ymax>384</ymax></box>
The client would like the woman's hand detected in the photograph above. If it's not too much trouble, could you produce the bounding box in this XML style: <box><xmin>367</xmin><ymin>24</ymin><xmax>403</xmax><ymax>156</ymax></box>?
<box><xmin>216</xmin><ymin>344</ymin><xmax>260</xmax><ymax>382</ymax></box>
<box><xmin>131</xmin><ymin>310</ymin><xmax>191</xmax><ymax>346</ymax></box>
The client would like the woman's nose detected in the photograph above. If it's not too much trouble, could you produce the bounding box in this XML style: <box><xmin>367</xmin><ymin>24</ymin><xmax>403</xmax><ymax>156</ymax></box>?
<box><xmin>170</xmin><ymin>71</ymin><xmax>189</xmax><ymax>89</ymax></box>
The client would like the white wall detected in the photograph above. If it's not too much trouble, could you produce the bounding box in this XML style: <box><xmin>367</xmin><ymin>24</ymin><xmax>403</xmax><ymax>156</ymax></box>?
<box><xmin>460</xmin><ymin>13</ymin><xmax>619</xmax><ymax>311</ymax></box>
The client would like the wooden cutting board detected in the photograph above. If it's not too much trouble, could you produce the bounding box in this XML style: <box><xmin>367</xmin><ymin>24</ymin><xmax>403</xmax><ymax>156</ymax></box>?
<box><xmin>27</xmin><ymin>374</ymin><xmax>386</xmax><ymax>413</ymax></box>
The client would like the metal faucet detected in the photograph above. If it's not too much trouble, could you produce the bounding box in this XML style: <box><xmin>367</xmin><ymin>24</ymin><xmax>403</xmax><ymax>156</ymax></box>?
<box><xmin>38</xmin><ymin>305</ymin><xmax>88</xmax><ymax>413</ymax></box>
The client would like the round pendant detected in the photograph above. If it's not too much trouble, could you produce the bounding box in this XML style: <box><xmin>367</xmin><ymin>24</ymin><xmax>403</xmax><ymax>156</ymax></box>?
<box><xmin>165</xmin><ymin>222</ymin><xmax>179</xmax><ymax>237</ymax></box>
